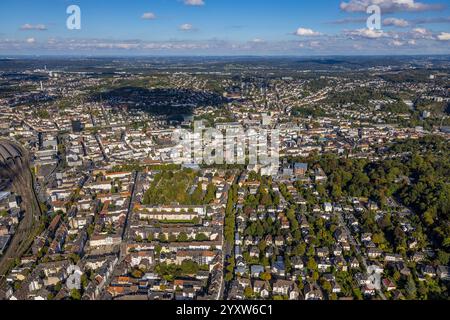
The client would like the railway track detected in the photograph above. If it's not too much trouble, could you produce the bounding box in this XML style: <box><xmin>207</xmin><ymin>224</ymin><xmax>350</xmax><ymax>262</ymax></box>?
<box><xmin>0</xmin><ymin>140</ymin><xmax>42</xmax><ymax>286</ymax></box>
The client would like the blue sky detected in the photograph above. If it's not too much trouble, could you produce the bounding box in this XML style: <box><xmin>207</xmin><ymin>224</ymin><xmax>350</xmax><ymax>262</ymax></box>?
<box><xmin>0</xmin><ymin>0</ymin><xmax>449</xmax><ymax>55</ymax></box>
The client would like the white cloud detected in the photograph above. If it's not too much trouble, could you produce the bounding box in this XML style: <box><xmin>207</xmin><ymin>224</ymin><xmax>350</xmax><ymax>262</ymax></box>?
<box><xmin>413</xmin><ymin>27</ymin><xmax>429</xmax><ymax>35</ymax></box>
<box><xmin>179</xmin><ymin>24</ymin><xmax>194</xmax><ymax>31</ymax></box>
<box><xmin>383</xmin><ymin>18</ymin><xmax>409</xmax><ymax>27</ymax></box>
<box><xmin>184</xmin><ymin>0</ymin><xmax>205</xmax><ymax>6</ymax></box>
<box><xmin>345</xmin><ymin>28</ymin><xmax>385</xmax><ymax>38</ymax></box>
<box><xmin>409</xmin><ymin>28</ymin><xmax>436</xmax><ymax>40</ymax></box>
<box><xmin>295</xmin><ymin>27</ymin><xmax>322</xmax><ymax>36</ymax></box>
<box><xmin>1</xmin><ymin>35</ymin><xmax>449</xmax><ymax>55</ymax></box>
<box><xmin>390</xmin><ymin>40</ymin><xmax>404</xmax><ymax>46</ymax></box>
<box><xmin>340</xmin><ymin>0</ymin><xmax>444</xmax><ymax>13</ymax></box>
<box><xmin>297</xmin><ymin>41</ymin><xmax>322</xmax><ymax>49</ymax></box>
<box><xmin>141</xmin><ymin>12</ymin><xmax>156</xmax><ymax>20</ymax></box>
<box><xmin>309</xmin><ymin>41</ymin><xmax>322</xmax><ymax>48</ymax></box>
<box><xmin>20</xmin><ymin>24</ymin><xmax>47</xmax><ymax>31</ymax></box>
<box><xmin>437</xmin><ymin>32</ymin><xmax>450</xmax><ymax>40</ymax></box>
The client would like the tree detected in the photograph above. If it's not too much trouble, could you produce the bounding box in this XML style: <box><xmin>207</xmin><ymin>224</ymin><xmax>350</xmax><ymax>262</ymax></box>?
<box><xmin>353</xmin><ymin>288</ymin><xmax>363</xmax><ymax>300</ymax></box>
<box><xmin>297</xmin><ymin>279</ymin><xmax>304</xmax><ymax>291</ymax></box>
<box><xmin>68</xmin><ymin>253</ymin><xmax>80</xmax><ymax>264</ymax></box>
<box><xmin>70</xmin><ymin>289</ymin><xmax>81</xmax><ymax>300</ymax></box>
<box><xmin>204</xmin><ymin>183</ymin><xmax>216</xmax><ymax>204</ymax></box>
<box><xmin>437</xmin><ymin>250</ymin><xmax>450</xmax><ymax>265</ymax></box>
<box><xmin>180</xmin><ymin>260</ymin><xmax>200</xmax><ymax>275</ymax></box>
<box><xmin>406</xmin><ymin>277</ymin><xmax>417</xmax><ymax>299</ymax></box>
<box><xmin>195</xmin><ymin>233</ymin><xmax>209</xmax><ymax>241</ymax></box>
<box><xmin>37</xmin><ymin>109</ymin><xmax>50</xmax><ymax>119</ymax></box>
<box><xmin>81</xmin><ymin>274</ymin><xmax>89</xmax><ymax>289</ymax></box>
<box><xmin>190</xmin><ymin>182</ymin><xmax>203</xmax><ymax>205</ymax></box>
<box><xmin>331</xmin><ymin>184</ymin><xmax>342</xmax><ymax>200</ymax></box>
<box><xmin>307</xmin><ymin>245</ymin><xmax>315</xmax><ymax>257</ymax></box>
<box><xmin>55</xmin><ymin>282</ymin><xmax>62</xmax><ymax>292</ymax></box>
<box><xmin>307</xmin><ymin>257</ymin><xmax>318</xmax><ymax>272</ymax></box>
<box><xmin>224</xmin><ymin>272</ymin><xmax>233</xmax><ymax>282</ymax></box>
<box><xmin>321</xmin><ymin>280</ymin><xmax>332</xmax><ymax>293</ymax></box>
<box><xmin>260</xmin><ymin>190</ymin><xmax>272</xmax><ymax>206</ymax></box>
<box><xmin>372</xmin><ymin>233</ymin><xmax>385</xmax><ymax>245</ymax></box>
<box><xmin>158</xmin><ymin>233</ymin><xmax>167</xmax><ymax>242</ymax></box>
<box><xmin>393</xmin><ymin>271</ymin><xmax>401</xmax><ymax>283</ymax></box>
<box><xmin>131</xmin><ymin>269</ymin><xmax>144</xmax><ymax>278</ymax></box>
<box><xmin>244</xmin><ymin>287</ymin><xmax>254</xmax><ymax>299</ymax></box>
<box><xmin>317</xmin><ymin>184</ymin><xmax>327</xmax><ymax>198</ymax></box>
<box><xmin>312</xmin><ymin>271</ymin><xmax>319</xmax><ymax>281</ymax></box>
<box><xmin>417</xmin><ymin>280</ymin><xmax>428</xmax><ymax>299</ymax></box>
<box><xmin>423</xmin><ymin>208</ymin><xmax>436</xmax><ymax>226</ymax></box>
<box><xmin>379</xmin><ymin>213</ymin><xmax>392</xmax><ymax>229</ymax></box>
<box><xmin>260</xmin><ymin>272</ymin><xmax>272</xmax><ymax>281</ymax></box>
<box><xmin>175</xmin><ymin>232</ymin><xmax>187</xmax><ymax>242</ymax></box>
<box><xmin>224</xmin><ymin>184</ymin><xmax>237</xmax><ymax>245</ymax></box>
<box><xmin>258</xmin><ymin>240</ymin><xmax>267</xmax><ymax>252</ymax></box>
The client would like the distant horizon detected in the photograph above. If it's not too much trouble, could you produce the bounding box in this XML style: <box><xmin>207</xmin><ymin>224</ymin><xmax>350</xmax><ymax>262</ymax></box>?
<box><xmin>0</xmin><ymin>0</ymin><xmax>449</xmax><ymax>55</ymax></box>
<box><xmin>1</xmin><ymin>53</ymin><xmax>450</xmax><ymax>59</ymax></box>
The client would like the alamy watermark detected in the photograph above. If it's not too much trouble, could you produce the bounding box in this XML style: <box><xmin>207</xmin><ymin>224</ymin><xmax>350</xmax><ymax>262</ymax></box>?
<box><xmin>66</xmin><ymin>5</ymin><xmax>81</xmax><ymax>30</ymax></box>
<box><xmin>172</xmin><ymin>121</ymin><xmax>279</xmax><ymax>172</ymax></box>
<box><xmin>367</xmin><ymin>265</ymin><xmax>382</xmax><ymax>290</ymax></box>
<box><xmin>64</xmin><ymin>4</ymin><xmax>381</xmax><ymax>32</ymax></box>
<box><xmin>66</xmin><ymin>265</ymin><xmax>83</xmax><ymax>290</ymax></box>
<box><xmin>367</xmin><ymin>5</ymin><xmax>382</xmax><ymax>31</ymax></box>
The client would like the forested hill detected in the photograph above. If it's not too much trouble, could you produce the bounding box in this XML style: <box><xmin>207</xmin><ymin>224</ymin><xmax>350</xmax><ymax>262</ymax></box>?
<box><xmin>309</xmin><ymin>136</ymin><xmax>449</xmax><ymax>265</ymax></box>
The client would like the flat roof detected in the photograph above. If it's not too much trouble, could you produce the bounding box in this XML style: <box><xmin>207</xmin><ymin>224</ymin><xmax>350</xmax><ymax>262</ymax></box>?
<box><xmin>0</xmin><ymin>235</ymin><xmax>11</xmax><ymax>252</ymax></box>
<box><xmin>294</xmin><ymin>163</ymin><xmax>308</xmax><ymax>169</ymax></box>
<box><xmin>0</xmin><ymin>191</ymin><xmax>11</xmax><ymax>202</ymax></box>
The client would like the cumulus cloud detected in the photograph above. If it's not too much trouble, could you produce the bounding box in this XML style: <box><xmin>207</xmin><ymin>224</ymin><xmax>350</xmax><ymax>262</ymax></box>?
<box><xmin>20</xmin><ymin>24</ymin><xmax>47</xmax><ymax>31</ymax></box>
<box><xmin>345</xmin><ymin>28</ymin><xmax>385</xmax><ymax>38</ymax></box>
<box><xmin>141</xmin><ymin>12</ymin><xmax>156</xmax><ymax>20</ymax></box>
<box><xmin>184</xmin><ymin>0</ymin><xmax>205</xmax><ymax>6</ymax></box>
<box><xmin>390</xmin><ymin>40</ymin><xmax>405</xmax><ymax>46</ymax></box>
<box><xmin>295</xmin><ymin>27</ymin><xmax>322</xmax><ymax>36</ymax></box>
<box><xmin>309</xmin><ymin>41</ymin><xmax>322</xmax><ymax>48</ymax></box>
<box><xmin>412</xmin><ymin>28</ymin><xmax>433</xmax><ymax>37</ymax></box>
<box><xmin>179</xmin><ymin>23</ymin><xmax>194</xmax><ymax>31</ymax></box>
<box><xmin>1</xmin><ymin>35</ymin><xmax>449</xmax><ymax>55</ymax></box>
<box><xmin>383</xmin><ymin>18</ymin><xmax>409</xmax><ymax>27</ymax></box>
<box><xmin>340</xmin><ymin>0</ymin><xmax>445</xmax><ymax>13</ymax></box>
<box><xmin>298</xmin><ymin>41</ymin><xmax>322</xmax><ymax>49</ymax></box>
<box><xmin>331</xmin><ymin>15</ymin><xmax>450</xmax><ymax>27</ymax></box>
<box><xmin>412</xmin><ymin>27</ymin><xmax>429</xmax><ymax>35</ymax></box>
<box><xmin>437</xmin><ymin>32</ymin><xmax>450</xmax><ymax>40</ymax></box>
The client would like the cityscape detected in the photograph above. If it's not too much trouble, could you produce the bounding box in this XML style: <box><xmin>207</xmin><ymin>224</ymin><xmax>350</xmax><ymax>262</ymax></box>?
<box><xmin>0</xmin><ymin>0</ymin><xmax>449</xmax><ymax>305</ymax></box>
